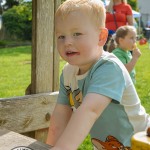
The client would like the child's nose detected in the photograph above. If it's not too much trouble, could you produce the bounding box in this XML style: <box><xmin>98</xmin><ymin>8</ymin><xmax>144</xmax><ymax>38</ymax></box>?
<box><xmin>64</xmin><ymin>36</ymin><xmax>73</xmax><ymax>46</ymax></box>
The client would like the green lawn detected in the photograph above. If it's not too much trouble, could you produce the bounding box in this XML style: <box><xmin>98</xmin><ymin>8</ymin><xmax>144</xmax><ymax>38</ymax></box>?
<box><xmin>134</xmin><ymin>43</ymin><xmax>150</xmax><ymax>114</ymax></box>
<box><xmin>0</xmin><ymin>46</ymin><xmax>31</xmax><ymax>98</ymax></box>
<box><xmin>0</xmin><ymin>43</ymin><xmax>150</xmax><ymax>149</ymax></box>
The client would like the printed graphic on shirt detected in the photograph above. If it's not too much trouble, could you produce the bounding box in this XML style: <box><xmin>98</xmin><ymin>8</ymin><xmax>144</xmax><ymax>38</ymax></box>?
<box><xmin>91</xmin><ymin>136</ymin><xmax>131</xmax><ymax>150</ymax></box>
<box><xmin>65</xmin><ymin>85</ymin><xmax>82</xmax><ymax>110</ymax></box>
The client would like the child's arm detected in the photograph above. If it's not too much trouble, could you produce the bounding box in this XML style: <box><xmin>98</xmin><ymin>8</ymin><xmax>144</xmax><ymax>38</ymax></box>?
<box><xmin>46</xmin><ymin>103</ymin><xmax>73</xmax><ymax>146</ymax></box>
<box><xmin>125</xmin><ymin>48</ymin><xmax>141</xmax><ymax>72</ymax></box>
<box><xmin>51</xmin><ymin>93</ymin><xmax>111</xmax><ymax>150</ymax></box>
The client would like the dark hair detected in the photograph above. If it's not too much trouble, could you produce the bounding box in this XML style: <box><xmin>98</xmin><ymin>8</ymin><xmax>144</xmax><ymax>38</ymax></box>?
<box><xmin>106</xmin><ymin>25</ymin><xmax>136</xmax><ymax>52</ymax></box>
<box><xmin>106</xmin><ymin>36</ymin><xmax>117</xmax><ymax>52</ymax></box>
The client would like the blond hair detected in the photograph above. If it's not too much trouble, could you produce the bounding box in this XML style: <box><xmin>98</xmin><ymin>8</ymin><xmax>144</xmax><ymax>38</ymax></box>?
<box><xmin>106</xmin><ymin>0</ymin><xmax>127</xmax><ymax>13</ymax></box>
<box><xmin>55</xmin><ymin>0</ymin><xmax>106</xmax><ymax>28</ymax></box>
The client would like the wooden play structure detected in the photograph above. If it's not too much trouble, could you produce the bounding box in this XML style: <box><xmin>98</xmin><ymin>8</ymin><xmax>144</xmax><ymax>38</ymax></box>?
<box><xmin>0</xmin><ymin>0</ymin><xmax>61</xmax><ymax>143</ymax></box>
<box><xmin>0</xmin><ymin>0</ymin><xmax>150</xmax><ymax>149</ymax></box>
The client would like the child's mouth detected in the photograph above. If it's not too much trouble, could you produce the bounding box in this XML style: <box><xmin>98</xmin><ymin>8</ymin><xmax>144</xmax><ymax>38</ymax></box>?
<box><xmin>66</xmin><ymin>51</ymin><xmax>80</xmax><ymax>56</ymax></box>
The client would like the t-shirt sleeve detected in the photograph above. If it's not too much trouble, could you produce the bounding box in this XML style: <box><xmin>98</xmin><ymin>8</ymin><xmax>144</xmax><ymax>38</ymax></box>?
<box><xmin>57</xmin><ymin>73</ymin><xmax>71</xmax><ymax>106</ymax></box>
<box><xmin>126</xmin><ymin>4</ymin><xmax>133</xmax><ymax>15</ymax></box>
<box><xmin>87</xmin><ymin>61</ymin><xmax>126</xmax><ymax>103</ymax></box>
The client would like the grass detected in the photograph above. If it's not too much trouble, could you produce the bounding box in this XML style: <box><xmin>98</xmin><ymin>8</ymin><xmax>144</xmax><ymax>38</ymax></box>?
<box><xmin>0</xmin><ymin>42</ymin><xmax>150</xmax><ymax>149</ymax></box>
<box><xmin>0</xmin><ymin>46</ymin><xmax>31</xmax><ymax>98</ymax></box>
<box><xmin>134</xmin><ymin>43</ymin><xmax>150</xmax><ymax>114</ymax></box>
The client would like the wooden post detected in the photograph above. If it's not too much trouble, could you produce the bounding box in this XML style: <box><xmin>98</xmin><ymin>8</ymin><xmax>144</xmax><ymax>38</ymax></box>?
<box><xmin>32</xmin><ymin>0</ymin><xmax>54</xmax><ymax>94</ymax></box>
<box><xmin>31</xmin><ymin>0</ymin><xmax>61</xmax><ymax>143</ymax></box>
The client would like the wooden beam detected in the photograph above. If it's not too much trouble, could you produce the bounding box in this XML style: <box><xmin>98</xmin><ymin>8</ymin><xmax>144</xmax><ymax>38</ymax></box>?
<box><xmin>0</xmin><ymin>92</ymin><xmax>58</xmax><ymax>133</ymax></box>
<box><xmin>0</xmin><ymin>128</ymin><xmax>53</xmax><ymax>150</ymax></box>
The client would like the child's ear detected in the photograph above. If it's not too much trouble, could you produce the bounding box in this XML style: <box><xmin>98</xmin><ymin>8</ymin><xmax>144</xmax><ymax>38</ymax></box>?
<box><xmin>119</xmin><ymin>37</ymin><xmax>123</xmax><ymax>44</ymax></box>
<box><xmin>98</xmin><ymin>28</ymin><xmax>108</xmax><ymax>46</ymax></box>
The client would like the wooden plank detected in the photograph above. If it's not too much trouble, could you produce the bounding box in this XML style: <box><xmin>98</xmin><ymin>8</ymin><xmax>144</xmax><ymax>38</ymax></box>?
<box><xmin>0</xmin><ymin>128</ymin><xmax>52</xmax><ymax>150</ymax></box>
<box><xmin>0</xmin><ymin>92</ymin><xmax>58</xmax><ymax>133</ymax></box>
<box><xmin>31</xmin><ymin>0</ymin><xmax>55</xmax><ymax>93</ymax></box>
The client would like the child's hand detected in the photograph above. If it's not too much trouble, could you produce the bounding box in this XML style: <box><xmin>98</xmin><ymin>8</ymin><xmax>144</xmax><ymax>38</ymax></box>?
<box><xmin>132</xmin><ymin>48</ymin><xmax>141</xmax><ymax>59</ymax></box>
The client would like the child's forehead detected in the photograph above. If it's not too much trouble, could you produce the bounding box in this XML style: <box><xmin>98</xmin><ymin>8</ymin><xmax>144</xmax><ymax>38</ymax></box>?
<box><xmin>55</xmin><ymin>10</ymin><xmax>95</xmax><ymax>29</ymax></box>
<box><xmin>55</xmin><ymin>11</ymin><xmax>96</xmax><ymax>32</ymax></box>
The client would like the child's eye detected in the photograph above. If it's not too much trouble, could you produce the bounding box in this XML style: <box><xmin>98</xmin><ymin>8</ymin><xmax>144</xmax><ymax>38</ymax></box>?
<box><xmin>58</xmin><ymin>35</ymin><xmax>65</xmax><ymax>39</ymax></box>
<box><xmin>73</xmin><ymin>33</ymin><xmax>82</xmax><ymax>36</ymax></box>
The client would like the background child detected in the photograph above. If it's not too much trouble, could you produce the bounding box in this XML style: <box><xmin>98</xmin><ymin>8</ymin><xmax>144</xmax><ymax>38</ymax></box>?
<box><xmin>104</xmin><ymin>0</ymin><xmax>134</xmax><ymax>51</ymax></box>
<box><xmin>46</xmin><ymin>0</ymin><xmax>150</xmax><ymax>150</ymax></box>
<box><xmin>112</xmin><ymin>25</ymin><xmax>141</xmax><ymax>84</ymax></box>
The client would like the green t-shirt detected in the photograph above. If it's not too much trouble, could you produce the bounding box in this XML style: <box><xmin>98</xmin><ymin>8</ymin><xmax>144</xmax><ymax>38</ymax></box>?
<box><xmin>113</xmin><ymin>48</ymin><xmax>136</xmax><ymax>84</ymax></box>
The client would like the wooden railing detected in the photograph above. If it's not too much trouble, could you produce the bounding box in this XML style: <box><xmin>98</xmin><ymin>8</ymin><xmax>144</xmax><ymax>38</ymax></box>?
<box><xmin>0</xmin><ymin>92</ymin><xmax>58</xmax><ymax>142</ymax></box>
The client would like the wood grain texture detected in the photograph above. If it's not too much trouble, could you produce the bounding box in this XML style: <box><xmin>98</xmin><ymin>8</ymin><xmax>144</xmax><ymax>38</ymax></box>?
<box><xmin>32</xmin><ymin>0</ymin><xmax>56</xmax><ymax>93</ymax></box>
<box><xmin>0</xmin><ymin>92</ymin><xmax>58</xmax><ymax>133</ymax></box>
<box><xmin>53</xmin><ymin>0</ymin><xmax>61</xmax><ymax>92</ymax></box>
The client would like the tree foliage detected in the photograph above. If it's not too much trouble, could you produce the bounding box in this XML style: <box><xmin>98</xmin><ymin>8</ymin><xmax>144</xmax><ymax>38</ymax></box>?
<box><xmin>2</xmin><ymin>2</ymin><xmax>32</xmax><ymax>40</ymax></box>
<box><xmin>128</xmin><ymin>0</ymin><xmax>137</xmax><ymax>10</ymax></box>
<box><xmin>3</xmin><ymin>0</ymin><xmax>19</xmax><ymax>10</ymax></box>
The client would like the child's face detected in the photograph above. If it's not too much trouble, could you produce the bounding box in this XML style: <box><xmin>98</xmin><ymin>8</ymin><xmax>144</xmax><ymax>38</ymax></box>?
<box><xmin>119</xmin><ymin>30</ymin><xmax>137</xmax><ymax>50</ymax></box>
<box><xmin>55</xmin><ymin>11</ymin><xmax>103</xmax><ymax>72</ymax></box>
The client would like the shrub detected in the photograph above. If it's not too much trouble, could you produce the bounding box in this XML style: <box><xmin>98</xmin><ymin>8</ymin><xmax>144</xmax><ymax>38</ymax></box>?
<box><xmin>2</xmin><ymin>2</ymin><xmax>32</xmax><ymax>40</ymax></box>
<box><xmin>128</xmin><ymin>0</ymin><xmax>137</xmax><ymax>10</ymax></box>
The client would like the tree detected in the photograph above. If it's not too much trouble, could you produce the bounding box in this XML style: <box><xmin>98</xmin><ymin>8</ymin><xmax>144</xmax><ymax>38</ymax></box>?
<box><xmin>128</xmin><ymin>0</ymin><xmax>137</xmax><ymax>10</ymax></box>
<box><xmin>2</xmin><ymin>1</ymin><xmax>32</xmax><ymax>40</ymax></box>
<box><xmin>0</xmin><ymin>0</ymin><xmax>3</xmax><ymax>14</ymax></box>
<box><xmin>3</xmin><ymin>0</ymin><xmax>19</xmax><ymax>10</ymax></box>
